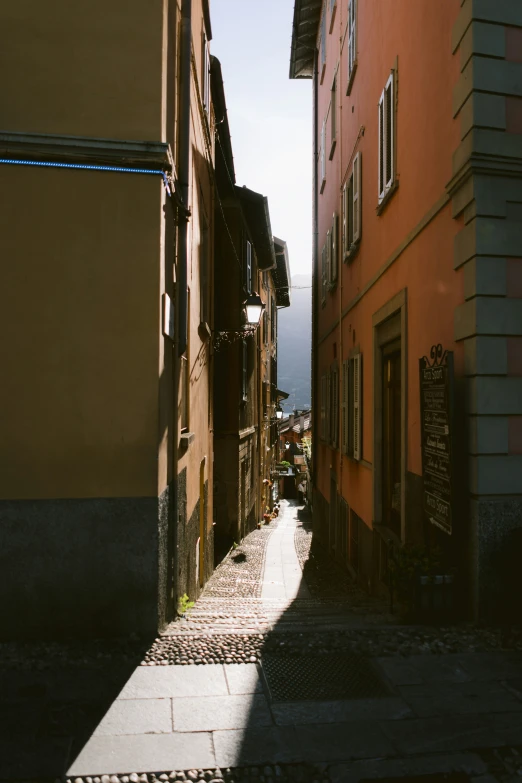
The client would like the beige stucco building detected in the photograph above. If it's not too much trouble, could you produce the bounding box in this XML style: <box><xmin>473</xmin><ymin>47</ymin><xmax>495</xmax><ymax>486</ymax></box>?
<box><xmin>0</xmin><ymin>0</ymin><xmax>215</xmax><ymax>638</ymax></box>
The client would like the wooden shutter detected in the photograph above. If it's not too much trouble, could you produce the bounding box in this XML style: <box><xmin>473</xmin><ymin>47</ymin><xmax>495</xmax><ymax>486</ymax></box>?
<box><xmin>342</xmin><ymin>184</ymin><xmax>347</xmax><ymax>258</ymax></box>
<box><xmin>326</xmin><ymin>229</ymin><xmax>331</xmax><ymax>286</ymax></box>
<box><xmin>242</xmin><ymin>340</ymin><xmax>248</xmax><ymax>400</ymax></box>
<box><xmin>246</xmin><ymin>240</ymin><xmax>252</xmax><ymax>293</ymax></box>
<box><xmin>321</xmin><ymin>244</ymin><xmax>326</xmax><ymax>304</ymax></box>
<box><xmin>353</xmin><ymin>353</ymin><xmax>361</xmax><ymax>460</ymax></box>
<box><xmin>321</xmin><ymin>118</ymin><xmax>326</xmax><ymax>184</ymax></box>
<box><xmin>330</xmin><ymin>78</ymin><xmax>337</xmax><ymax>151</ymax></box>
<box><xmin>348</xmin><ymin>174</ymin><xmax>354</xmax><ymax>250</ymax></box>
<box><xmin>348</xmin><ymin>0</ymin><xmax>356</xmax><ymax>77</ymax></box>
<box><xmin>321</xmin><ymin>375</ymin><xmax>326</xmax><ymax>440</ymax></box>
<box><xmin>332</xmin><ymin>364</ymin><xmax>339</xmax><ymax>448</ymax></box>
<box><xmin>341</xmin><ymin>360</ymin><xmax>349</xmax><ymax>453</ymax></box>
<box><xmin>352</xmin><ymin>152</ymin><xmax>361</xmax><ymax>243</ymax></box>
<box><xmin>378</xmin><ymin>91</ymin><xmax>385</xmax><ymax>201</ymax></box>
<box><xmin>326</xmin><ymin>371</ymin><xmax>331</xmax><ymax>444</ymax></box>
<box><xmin>385</xmin><ymin>73</ymin><xmax>394</xmax><ymax>189</ymax></box>
<box><xmin>331</xmin><ymin>213</ymin><xmax>338</xmax><ymax>284</ymax></box>
<box><xmin>320</xmin><ymin>11</ymin><xmax>326</xmax><ymax>73</ymax></box>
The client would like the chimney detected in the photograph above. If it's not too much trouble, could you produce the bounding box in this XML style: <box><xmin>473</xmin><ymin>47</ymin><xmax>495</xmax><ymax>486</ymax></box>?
<box><xmin>288</xmin><ymin>414</ymin><xmax>295</xmax><ymax>429</ymax></box>
<box><xmin>299</xmin><ymin>415</ymin><xmax>305</xmax><ymax>432</ymax></box>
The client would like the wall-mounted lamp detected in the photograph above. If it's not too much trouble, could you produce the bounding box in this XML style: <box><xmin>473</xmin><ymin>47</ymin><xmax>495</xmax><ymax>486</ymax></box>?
<box><xmin>212</xmin><ymin>291</ymin><xmax>265</xmax><ymax>350</ymax></box>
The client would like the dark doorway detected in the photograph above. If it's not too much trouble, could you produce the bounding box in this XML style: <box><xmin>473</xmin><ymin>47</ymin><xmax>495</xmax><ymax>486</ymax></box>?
<box><xmin>382</xmin><ymin>339</ymin><xmax>401</xmax><ymax>538</ymax></box>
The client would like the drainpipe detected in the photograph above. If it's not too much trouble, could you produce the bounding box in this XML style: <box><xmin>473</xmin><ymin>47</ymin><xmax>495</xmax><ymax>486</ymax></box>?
<box><xmin>177</xmin><ymin>0</ymin><xmax>192</xmax><ymax>357</ymax></box>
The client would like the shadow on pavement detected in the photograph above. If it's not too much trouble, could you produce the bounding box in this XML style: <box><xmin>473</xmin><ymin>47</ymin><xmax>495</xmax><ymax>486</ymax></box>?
<box><xmin>0</xmin><ymin>636</ymin><xmax>154</xmax><ymax>780</ymax></box>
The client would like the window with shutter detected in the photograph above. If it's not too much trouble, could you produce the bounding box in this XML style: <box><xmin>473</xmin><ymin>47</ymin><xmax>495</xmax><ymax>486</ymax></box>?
<box><xmin>245</xmin><ymin>240</ymin><xmax>252</xmax><ymax>293</ymax></box>
<box><xmin>320</xmin><ymin>118</ymin><xmax>326</xmax><ymax>191</ymax></box>
<box><xmin>321</xmin><ymin>244</ymin><xmax>327</xmax><ymax>305</ymax></box>
<box><xmin>352</xmin><ymin>152</ymin><xmax>361</xmax><ymax>243</ymax></box>
<box><xmin>320</xmin><ymin>10</ymin><xmax>327</xmax><ymax>80</ymax></box>
<box><xmin>326</xmin><ymin>229</ymin><xmax>331</xmax><ymax>288</ymax></box>
<box><xmin>321</xmin><ymin>375</ymin><xmax>326</xmax><ymax>440</ymax></box>
<box><xmin>326</xmin><ymin>371</ymin><xmax>331</xmax><ymax>445</ymax></box>
<box><xmin>342</xmin><ymin>184</ymin><xmax>347</xmax><ymax>258</ymax></box>
<box><xmin>329</xmin><ymin>78</ymin><xmax>337</xmax><ymax>158</ymax></box>
<box><xmin>242</xmin><ymin>339</ymin><xmax>248</xmax><ymax>401</ymax></box>
<box><xmin>353</xmin><ymin>352</ymin><xmax>361</xmax><ymax>460</ymax></box>
<box><xmin>341</xmin><ymin>360</ymin><xmax>349</xmax><ymax>453</ymax></box>
<box><xmin>347</xmin><ymin>0</ymin><xmax>357</xmax><ymax>91</ymax></box>
<box><xmin>330</xmin><ymin>213</ymin><xmax>338</xmax><ymax>285</ymax></box>
<box><xmin>329</xmin><ymin>0</ymin><xmax>337</xmax><ymax>32</ymax></box>
<box><xmin>378</xmin><ymin>73</ymin><xmax>395</xmax><ymax>203</ymax></box>
<box><xmin>348</xmin><ymin>174</ymin><xmax>354</xmax><ymax>250</ymax></box>
<box><xmin>331</xmin><ymin>364</ymin><xmax>339</xmax><ymax>448</ymax></box>
<box><xmin>202</xmin><ymin>32</ymin><xmax>211</xmax><ymax>118</ymax></box>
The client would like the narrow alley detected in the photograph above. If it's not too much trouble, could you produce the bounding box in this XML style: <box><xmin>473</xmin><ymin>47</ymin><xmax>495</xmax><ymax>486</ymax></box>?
<box><xmin>3</xmin><ymin>500</ymin><xmax>522</xmax><ymax>782</ymax></box>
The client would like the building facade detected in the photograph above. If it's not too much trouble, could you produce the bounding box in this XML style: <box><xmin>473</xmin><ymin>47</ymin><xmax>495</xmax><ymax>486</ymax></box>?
<box><xmin>290</xmin><ymin>0</ymin><xmax>522</xmax><ymax>618</ymax></box>
<box><xmin>0</xmin><ymin>0</ymin><xmax>215</xmax><ymax>638</ymax></box>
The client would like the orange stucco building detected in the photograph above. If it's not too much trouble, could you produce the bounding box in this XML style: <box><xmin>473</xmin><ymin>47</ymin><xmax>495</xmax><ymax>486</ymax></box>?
<box><xmin>290</xmin><ymin>0</ymin><xmax>522</xmax><ymax>618</ymax></box>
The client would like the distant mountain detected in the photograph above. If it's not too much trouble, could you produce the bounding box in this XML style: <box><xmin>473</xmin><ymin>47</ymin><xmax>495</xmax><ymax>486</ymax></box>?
<box><xmin>277</xmin><ymin>273</ymin><xmax>311</xmax><ymax>414</ymax></box>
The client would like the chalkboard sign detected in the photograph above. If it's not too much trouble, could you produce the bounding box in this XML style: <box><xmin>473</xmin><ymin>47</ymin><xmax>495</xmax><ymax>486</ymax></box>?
<box><xmin>419</xmin><ymin>344</ymin><xmax>454</xmax><ymax>535</ymax></box>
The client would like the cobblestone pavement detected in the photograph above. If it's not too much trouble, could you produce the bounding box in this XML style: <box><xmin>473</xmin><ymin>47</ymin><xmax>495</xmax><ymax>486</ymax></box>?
<box><xmin>2</xmin><ymin>500</ymin><xmax>522</xmax><ymax>783</ymax></box>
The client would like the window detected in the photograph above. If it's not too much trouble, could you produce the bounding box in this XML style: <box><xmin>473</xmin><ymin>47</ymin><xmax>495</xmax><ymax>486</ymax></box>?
<box><xmin>319</xmin><ymin>9</ymin><xmax>326</xmax><ymax>81</ymax></box>
<box><xmin>329</xmin><ymin>76</ymin><xmax>337</xmax><ymax>158</ymax></box>
<box><xmin>180</xmin><ymin>354</ymin><xmax>189</xmax><ymax>431</ymax></box>
<box><xmin>321</xmin><ymin>244</ymin><xmax>327</xmax><ymax>305</ymax></box>
<box><xmin>329</xmin><ymin>213</ymin><xmax>339</xmax><ymax>286</ymax></box>
<box><xmin>320</xmin><ymin>374</ymin><xmax>327</xmax><ymax>440</ymax></box>
<box><xmin>330</xmin><ymin>363</ymin><xmax>339</xmax><ymax>448</ymax></box>
<box><xmin>329</xmin><ymin>0</ymin><xmax>337</xmax><ymax>32</ymax></box>
<box><xmin>245</xmin><ymin>240</ymin><xmax>252</xmax><ymax>293</ymax></box>
<box><xmin>242</xmin><ymin>339</ymin><xmax>248</xmax><ymax>401</ymax></box>
<box><xmin>342</xmin><ymin>352</ymin><xmax>362</xmax><ymax>459</ymax></box>
<box><xmin>199</xmin><ymin>214</ymin><xmax>210</xmax><ymax>327</ymax></box>
<box><xmin>342</xmin><ymin>151</ymin><xmax>362</xmax><ymax>259</ymax></box>
<box><xmin>320</xmin><ymin>118</ymin><xmax>326</xmax><ymax>192</ymax></box>
<box><xmin>326</xmin><ymin>228</ymin><xmax>331</xmax><ymax>288</ymax></box>
<box><xmin>263</xmin><ymin>309</ymin><xmax>268</xmax><ymax>345</ymax></box>
<box><xmin>202</xmin><ymin>32</ymin><xmax>211</xmax><ymax>118</ymax></box>
<box><xmin>270</xmin><ymin>297</ymin><xmax>276</xmax><ymax>342</ymax></box>
<box><xmin>379</xmin><ymin>73</ymin><xmax>395</xmax><ymax>203</ymax></box>
<box><xmin>347</xmin><ymin>0</ymin><xmax>357</xmax><ymax>92</ymax></box>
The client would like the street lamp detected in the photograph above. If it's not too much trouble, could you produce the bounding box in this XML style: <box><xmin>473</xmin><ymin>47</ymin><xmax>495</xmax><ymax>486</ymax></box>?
<box><xmin>244</xmin><ymin>291</ymin><xmax>265</xmax><ymax>326</ymax></box>
<box><xmin>276</xmin><ymin>408</ymin><xmax>283</xmax><ymax>420</ymax></box>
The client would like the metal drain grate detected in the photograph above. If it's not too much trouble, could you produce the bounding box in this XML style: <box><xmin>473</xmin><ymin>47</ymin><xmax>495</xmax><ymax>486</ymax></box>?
<box><xmin>261</xmin><ymin>653</ymin><xmax>390</xmax><ymax>702</ymax></box>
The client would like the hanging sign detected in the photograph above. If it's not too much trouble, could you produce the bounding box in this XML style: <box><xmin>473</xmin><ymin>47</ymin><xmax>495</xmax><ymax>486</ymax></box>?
<box><xmin>419</xmin><ymin>344</ymin><xmax>454</xmax><ymax>535</ymax></box>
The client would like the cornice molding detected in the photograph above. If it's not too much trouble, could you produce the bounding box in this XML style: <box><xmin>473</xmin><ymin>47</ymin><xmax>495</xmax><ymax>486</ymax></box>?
<box><xmin>0</xmin><ymin>131</ymin><xmax>173</xmax><ymax>172</ymax></box>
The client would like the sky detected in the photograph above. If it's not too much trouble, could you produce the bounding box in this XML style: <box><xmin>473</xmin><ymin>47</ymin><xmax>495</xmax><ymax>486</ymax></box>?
<box><xmin>210</xmin><ymin>0</ymin><xmax>312</xmax><ymax>277</ymax></box>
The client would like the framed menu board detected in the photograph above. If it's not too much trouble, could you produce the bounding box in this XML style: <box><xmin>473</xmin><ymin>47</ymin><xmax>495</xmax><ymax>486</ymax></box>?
<box><xmin>419</xmin><ymin>344</ymin><xmax>454</xmax><ymax>535</ymax></box>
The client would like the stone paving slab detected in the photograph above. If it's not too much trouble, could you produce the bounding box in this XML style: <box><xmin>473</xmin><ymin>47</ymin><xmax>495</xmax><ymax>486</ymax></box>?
<box><xmin>117</xmin><ymin>664</ymin><xmax>228</xmax><ymax>699</ymax></box>
<box><xmin>67</xmin><ymin>731</ymin><xmax>215</xmax><ymax>775</ymax></box>
<box><xmin>172</xmin><ymin>694</ymin><xmax>272</xmax><ymax>732</ymax></box>
<box><xmin>224</xmin><ymin>663</ymin><xmax>263</xmax><ymax>694</ymax></box>
<box><xmin>271</xmin><ymin>696</ymin><xmax>413</xmax><ymax>725</ymax></box>
<box><xmin>0</xmin><ymin>737</ymin><xmax>72</xmax><ymax>779</ymax></box>
<box><xmin>93</xmin><ymin>698</ymin><xmax>172</xmax><ymax>736</ymax></box>
<box><xmin>213</xmin><ymin>726</ymin><xmax>301</xmax><ymax>767</ymax></box>
<box><xmin>398</xmin><ymin>680</ymin><xmax>522</xmax><ymax>717</ymax></box>
<box><xmin>379</xmin><ymin>713</ymin><xmax>505</xmax><ymax>754</ymax></box>
<box><xmin>328</xmin><ymin>751</ymin><xmax>487</xmax><ymax>783</ymax></box>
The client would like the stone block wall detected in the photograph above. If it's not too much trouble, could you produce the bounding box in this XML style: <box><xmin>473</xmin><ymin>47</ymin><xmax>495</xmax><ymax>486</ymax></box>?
<box><xmin>450</xmin><ymin>0</ymin><xmax>522</xmax><ymax>619</ymax></box>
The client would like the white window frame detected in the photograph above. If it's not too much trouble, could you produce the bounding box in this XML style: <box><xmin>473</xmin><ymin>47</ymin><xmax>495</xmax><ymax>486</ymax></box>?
<box><xmin>347</xmin><ymin>0</ymin><xmax>357</xmax><ymax>90</ymax></box>
<box><xmin>329</xmin><ymin>0</ymin><xmax>337</xmax><ymax>32</ymax></box>
<box><xmin>352</xmin><ymin>352</ymin><xmax>361</xmax><ymax>460</ymax></box>
<box><xmin>329</xmin><ymin>75</ymin><xmax>337</xmax><ymax>159</ymax></box>
<box><xmin>320</xmin><ymin>117</ymin><xmax>327</xmax><ymax>191</ymax></box>
<box><xmin>320</xmin><ymin>9</ymin><xmax>327</xmax><ymax>80</ymax></box>
<box><xmin>202</xmin><ymin>32</ymin><xmax>211</xmax><ymax>118</ymax></box>
<box><xmin>321</xmin><ymin>244</ymin><xmax>327</xmax><ymax>305</ymax></box>
<box><xmin>330</xmin><ymin>212</ymin><xmax>338</xmax><ymax>285</ymax></box>
<box><xmin>245</xmin><ymin>240</ymin><xmax>252</xmax><ymax>294</ymax></box>
<box><xmin>342</xmin><ymin>151</ymin><xmax>362</xmax><ymax>259</ymax></box>
<box><xmin>352</xmin><ymin>152</ymin><xmax>361</xmax><ymax>243</ymax></box>
<box><xmin>378</xmin><ymin>73</ymin><xmax>395</xmax><ymax>203</ymax></box>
